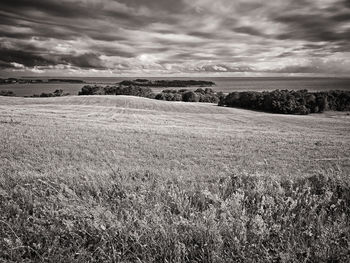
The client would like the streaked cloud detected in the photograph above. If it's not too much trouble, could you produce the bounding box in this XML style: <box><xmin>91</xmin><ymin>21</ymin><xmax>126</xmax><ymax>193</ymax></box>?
<box><xmin>0</xmin><ymin>0</ymin><xmax>349</xmax><ymax>76</ymax></box>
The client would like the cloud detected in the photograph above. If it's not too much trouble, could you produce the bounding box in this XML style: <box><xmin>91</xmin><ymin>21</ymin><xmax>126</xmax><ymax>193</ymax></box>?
<box><xmin>0</xmin><ymin>45</ymin><xmax>53</xmax><ymax>67</ymax></box>
<box><xmin>62</xmin><ymin>53</ymin><xmax>106</xmax><ymax>69</ymax></box>
<box><xmin>273</xmin><ymin>13</ymin><xmax>350</xmax><ymax>43</ymax></box>
<box><xmin>0</xmin><ymin>0</ymin><xmax>101</xmax><ymax>18</ymax></box>
<box><xmin>0</xmin><ymin>0</ymin><xmax>349</xmax><ymax>76</ymax></box>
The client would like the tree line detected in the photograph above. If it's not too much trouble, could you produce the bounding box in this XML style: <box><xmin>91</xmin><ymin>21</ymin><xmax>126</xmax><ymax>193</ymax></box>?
<box><xmin>219</xmin><ymin>90</ymin><xmax>350</xmax><ymax>114</ymax></box>
<box><xmin>155</xmin><ymin>88</ymin><xmax>223</xmax><ymax>103</ymax></box>
<box><xmin>78</xmin><ymin>85</ymin><xmax>223</xmax><ymax>104</ymax></box>
<box><xmin>78</xmin><ymin>85</ymin><xmax>349</xmax><ymax>114</ymax></box>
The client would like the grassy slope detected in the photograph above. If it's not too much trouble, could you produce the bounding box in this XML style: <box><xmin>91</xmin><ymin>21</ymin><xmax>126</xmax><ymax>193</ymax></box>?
<box><xmin>0</xmin><ymin>95</ymin><xmax>349</xmax><ymax>262</ymax></box>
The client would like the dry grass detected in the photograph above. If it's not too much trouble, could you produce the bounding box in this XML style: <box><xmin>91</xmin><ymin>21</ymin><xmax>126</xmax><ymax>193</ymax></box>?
<box><xmin>0</xmin><ymin>95</ymin><xmax>349</xmax><ymax>262</ymax></box>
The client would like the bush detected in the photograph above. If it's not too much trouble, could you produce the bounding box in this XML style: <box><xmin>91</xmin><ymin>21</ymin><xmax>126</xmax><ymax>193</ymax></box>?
<box><xmin>182</xmin><ymin>91</ymin><xmax>200</xmax><ymax>102</ymax></box>
<box><xmin>31</xmin><ymin>89</ymin><xmax>69</xmax><ymax>98</ymax></box>
<box><xmin>195</xmin><ymin>88</ymin><xmax>205</xmax><ymax>95</ymax></box>
<box><xmin>0</xmin><ymin>90</ymin><xmax>15</xmax><ymax>96</ymax></box>
<box><xmin>199</xmin><ymin>94</ymin><xmax>219</xmax><ymax>103</ymax></box>
<box><xmin>78</xmin><ymin>85</ymin><xmax>103</xmax><ymax>95</ymax></box>
<box><xmin>155</xmin><ymin>93</ymin><xmax>166</xmax><ymax>100</ymax></box>
<box><xmin>53</xmin><ymin>89</ymin><xmax>64</xmax><ymax>96</ymax></box>
<box><xmin>116</xmin><ymin>85</ymin><xmax>154</xmax><ymax>98</ymax></box>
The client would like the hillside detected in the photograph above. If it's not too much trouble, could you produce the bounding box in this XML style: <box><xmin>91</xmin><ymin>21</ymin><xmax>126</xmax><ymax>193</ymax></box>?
<box><xmin>1</xmin><ymin>95</ymin><xmax>349</xmax><ymax>262</ymax></box>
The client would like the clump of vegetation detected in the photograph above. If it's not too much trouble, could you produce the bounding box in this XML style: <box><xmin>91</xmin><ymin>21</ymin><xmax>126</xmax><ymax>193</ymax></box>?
<box><xmin>78</xmin><ymin>85</ymin><xmax>155</xmax><ymax>98</ymax></box>
<box><xmin>220</xmin><ymin>89</ymin><xmax>350</xmax><ymax>114</ymax></box>
<box><xmin>155</xmin><ymin>88</ymin><xmax>223</xmax><ymax>103</ymax></box>
<box><xmin>32</xmin><ymin>89</ymin><xmax>69</xmax><ymax>98</ymax></box>
<box><xmin>78</xmin><ymin>85</ymin><xmax>104</xmax><ymax>95</ymax></box>
<box><xmin>0</xmin><ymin>90</ymin><xmax>15</xmax><ymax>96</ymax></box>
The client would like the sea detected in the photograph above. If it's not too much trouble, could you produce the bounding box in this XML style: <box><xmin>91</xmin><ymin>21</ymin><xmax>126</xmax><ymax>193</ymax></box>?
<box><xmin>1</xmin><ymin>77</ymin><xmax>350</xmax><ymax>97</ymax></box>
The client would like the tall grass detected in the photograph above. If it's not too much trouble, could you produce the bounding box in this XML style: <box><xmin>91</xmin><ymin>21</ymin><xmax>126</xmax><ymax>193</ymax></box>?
<box><xmin>1</xmin><ymin>169</ymin><xmax>349</xmax><ymax>262</ymax></box>
<box><xmin>0</xmin><ymin>96</ymin><xmax>349</xmax><ymax>262</ymax></box>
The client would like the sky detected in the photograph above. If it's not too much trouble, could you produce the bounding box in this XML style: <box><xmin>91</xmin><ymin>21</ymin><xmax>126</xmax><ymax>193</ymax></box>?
<box><xmin>0</xmin><ymin>0</ymin><xmax>349</xmax><ymax>77</ymax></box>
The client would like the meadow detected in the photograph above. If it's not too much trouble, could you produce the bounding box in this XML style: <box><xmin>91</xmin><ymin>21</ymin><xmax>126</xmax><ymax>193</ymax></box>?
<box><xmin>0</xmin><ymin>95</ymin><xmax>349</xmax><ymax>262</ymax></box>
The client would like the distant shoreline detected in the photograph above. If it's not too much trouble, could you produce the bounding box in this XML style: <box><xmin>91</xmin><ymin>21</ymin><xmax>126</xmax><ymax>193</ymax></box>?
<box><xmin>12</xmin><ymin>76</ymin><xmax>350</xmax><ymax>80</ymax></box>
<box><xmin>0</xmin><ymin>78</ymin><xmax>85</xmax><ymax>85</ymax></box>
<box><xmin>1</xmin><ymin>77</ymin><xmax>349</xmax><ymax>97</ymax></box>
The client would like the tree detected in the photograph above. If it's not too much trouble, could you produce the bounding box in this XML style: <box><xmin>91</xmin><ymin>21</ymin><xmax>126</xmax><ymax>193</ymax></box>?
<box><xmin>182</xmin><ymin>91</ymin><xmax>200</xmax><ymax>102</ymax></box>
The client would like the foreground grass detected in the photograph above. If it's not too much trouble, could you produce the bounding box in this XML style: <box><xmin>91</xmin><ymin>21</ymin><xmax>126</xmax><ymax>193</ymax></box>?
<box><xmin>0</xmin><ymin>96</ymin><xmax>349</xmax><ymax>262</ymax></box>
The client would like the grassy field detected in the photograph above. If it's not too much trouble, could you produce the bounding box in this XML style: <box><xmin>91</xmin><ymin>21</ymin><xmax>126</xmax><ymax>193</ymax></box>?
<box><xmin>1</xmin><ymin>95</ymin><xmax>349</xmax><ymax>262</ymax></box>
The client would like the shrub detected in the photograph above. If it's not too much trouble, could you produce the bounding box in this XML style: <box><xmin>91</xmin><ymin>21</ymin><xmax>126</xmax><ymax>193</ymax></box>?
<box><xmin>0</xmin><ymin>90</ymin><xmax>15</xmax><ymax>96</ymax></box>
<box><xmin>31</xmin><ymin>89</ymin><xmax>69</xmax><ymax>98</ymax></box>
<box><xmin>78</xmin><ymin>85</ymin><xmax>103</xmax><ymax>95</ymax></box>
<box><xmin>115</xmin><ymin>85</ymin><xmax>155</xmax><ymax>98</ymax></box>
<box><xmin>195</xmin><ymin>88</ymin><xmax>206</xmax><ymax>95</ymax></box>
<box><xmin>155</xmin><ymin>93</ymin><xmax>166</xmax><ymax>100</ymax></box>
<box><xmin>173</xmin><ymin>93</ymin><xmax>183</xmax><ymax>101</ymax></box>
<box><xmin>199</xmin><ymin>93</ymin><xmax>219</xmax><ymax>103</ymax></box>
<box><xmin>205</xmin><ymin>88</ymin><xmax>214</xmax><ymax>94</ymax></box>
<box><xmin>53</xmin><ymin>89</ymin><xmax>64</xmax><ymax>96</ymax></box>
<box><xmin>182</xmin><ymin>91</ymin><xmax>200</xmax><ymax>102</ymax></box>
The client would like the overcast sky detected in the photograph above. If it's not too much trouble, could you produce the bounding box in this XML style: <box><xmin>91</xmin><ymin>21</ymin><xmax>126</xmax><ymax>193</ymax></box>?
<box><xmin>0</xmin><ymin>0</ymin><xmax>349</xmax><ymax>77</ymax></box>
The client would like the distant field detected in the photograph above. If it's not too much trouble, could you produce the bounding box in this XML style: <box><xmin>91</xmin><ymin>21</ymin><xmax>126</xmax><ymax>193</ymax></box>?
<box><xmin>1</xmin><ymin>95</ymin><xmax>349</xmax><ymax>262</ymax></box>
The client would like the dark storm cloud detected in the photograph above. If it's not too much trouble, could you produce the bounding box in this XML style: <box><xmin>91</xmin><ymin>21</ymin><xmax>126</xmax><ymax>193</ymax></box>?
<box><xmin>0</xmin><ymin>11</ymin><xmax>90</xmax><ymax>40</ymax></box>
<box><xmin>0</xmin><ymin>46</ymin><xmax>53</xmax><ymax>67</ymax></box>
<box><xmin>343</xmin><ymin>0</ymin><xmax>350</xmax><ymax>8</ymax></box>
<box><xmin>0</xmin><ymin>0</ymin><xmax>349</xmax><ymax>75</ymax></box>
<box><xmin>0</xmin><ymin>0</ymin><xmax>100</xmax><ymax>18</ymax></box>
<box><xmin>0</xmin><ymin>42</ymin><xmax>106</xmax><ymax>69</ymax></box>
<box><xmin>331</xmin><ymin>13</ymin><xmax>350</xmax><ymax>22</ymax></box>
<box><xmin>0</xmin><ymin>60</ymin><xmax>15</xmax><ymax>69</ymax></box>
<box><xmin>62</xmin><ymin>53</ymin><xmax>106</xmax><ymax>69</ymax></box>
